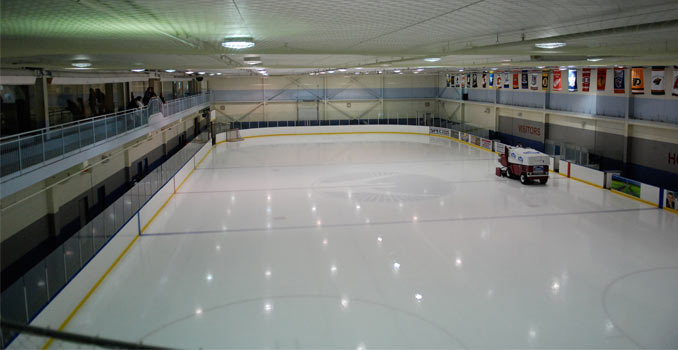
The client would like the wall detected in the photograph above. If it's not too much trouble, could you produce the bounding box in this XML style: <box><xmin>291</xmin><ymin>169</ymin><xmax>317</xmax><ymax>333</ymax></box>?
<box><xmin>208</xmin><ymin>74</ymin><xmax>438</xmax><ymax>123</ymax></box>
<box><xmin>456</xmin><ymin>66</ymin><xmax>678</xmax><ymax>123</ymax></box>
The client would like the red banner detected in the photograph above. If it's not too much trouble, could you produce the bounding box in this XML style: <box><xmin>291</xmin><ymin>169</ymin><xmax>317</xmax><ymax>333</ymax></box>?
<box><xmin>553</xmin><ymin>70</ymin><xmax>562</xmax><ymax>91</ymax></box>
<box><xmin>597</xmin><ymin>68</ymin><xmax>607</xmax><ymax>91</ymax></box>
<box><xmin>512</xmin><ymin>72</ymin><xmax>519</xmax><ymax>89</ymax></box>
<box><xmin>582</xmin><ymin>68</ymin><xmax>591</xmax><ymax>92</ymax></box>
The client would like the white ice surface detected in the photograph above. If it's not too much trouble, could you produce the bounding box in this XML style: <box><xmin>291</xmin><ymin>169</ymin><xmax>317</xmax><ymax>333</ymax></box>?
<box><xmin>58</xmin><ymin>133</ymin><xmax>677</xmax><ymax>349</ymax></box>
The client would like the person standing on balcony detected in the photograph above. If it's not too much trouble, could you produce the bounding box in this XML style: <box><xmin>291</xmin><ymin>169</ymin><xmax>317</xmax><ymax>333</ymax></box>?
<box><xmin>88</xmin><ymin>88</ymin><xmax>96</xmax><ymax>116</ymax></box>
<box><xmin>95</xmin><ymin>88</ymin><xmax>106</xmax><ymax>115</ymax></box>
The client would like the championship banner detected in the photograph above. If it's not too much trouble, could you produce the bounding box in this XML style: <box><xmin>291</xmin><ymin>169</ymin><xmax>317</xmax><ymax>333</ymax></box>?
<box><xmin>553</xmin><ymin>70</ymin><xmax>562</xmax><ymax>91</ymax></box>
<box><xmin>489</xmin><ymin>72</ymin><xmax>494</xmax><ymax>88</ymax></box>
<box><xmin>582</xmin><ymin>68</ymin><xmax>591</xmax><ymax>92</ymax></box>
<box><xmin>455</xmin><ymin>75</ymin><xmax>460</xmax><ymax>88</ymax></box>
<box><xmin>513</xmin><ymin>72</ymin><xmax>519</xmax><ymax>89</ymax></box>
<box><xmin>472</xmin><ymin>73</ymin><xmax>478</xmax><ymax>88</ymax></box>
<box><xmin>530</xmin><ymin>72</ymin><xmax>538</xmax><ymax>90</ymax></box>
<box><xmin>496</xmin><ymin>72</ymin><xmax>502</xmax><ymax>89</ymax></box>
<box><xmin>521</xmin><ymin>70</ymin><xmax>528</xmax><ymax>89</ymax></box>
<box><xmin>614</xmin><ymin>68</ymin><xmax>625</xmax><ymax>94</ymax></box>
<box><xmin>651</xmin><ymin>66</ymin><xmax>664</xmax><ymax>95</ymax></box>
<box><xmin>568</xmin><ymin>68</ymin><xmax>577</xmax><ymax>92</ymax></box>
<box><xmin>467</xmin><ymin>74</ymin><xmax>471</xmax><ymax>88</ymax></box>
<box><xmin>631</xmin><ymin>67</ymin><xmax>644</xmax><ymax>94</ymax></box>
<box><xmin>597</xmin><ymin>68</ymin><xmax>607</xmax><ymax>91</ymax></box>
<box><xmin>482</xmin><ymin>72</ymin><xmax>487</xmax><ymax>88</ymax></box>
<box><xmin>461</xmin><ymin>74</ymin><xmax>466</xmax><ymax>88</ymax></box>
<box><xmin>541</xmin><ymin>71</ymin><xmax>548</xmax><ymax>91</ymax></box>
<box><xmin>446</xmin><ymin>74</ymin><xmax>452</xmax><ymax>87</ymax></box>
<box><xmin>673</xmin><ymin>66</ymin><xmax>678</xmax><ymax>96</ymax></box>
<box><xmin>504</xmin><ymin>72</ymin><xmax>510</xmax><ymax>88</ymax></box>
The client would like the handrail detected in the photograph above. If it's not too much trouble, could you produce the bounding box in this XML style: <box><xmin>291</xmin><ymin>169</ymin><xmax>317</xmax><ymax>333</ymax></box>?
<box><xmin>0</xmin><ymin>92</ymin><xmax>210</xmax><ymax>179</ymax></box>
<box><xmin>0</xmin><ymin>93</ymin><xmax>208</xmax><ymax>142</ymax></box>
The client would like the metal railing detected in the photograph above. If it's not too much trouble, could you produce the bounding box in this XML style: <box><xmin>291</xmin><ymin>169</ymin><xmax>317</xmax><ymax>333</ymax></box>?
<box><xmin>0</xmin><ymin>131</ymin><xmax>210</xmax><ymax>349</ymax></box>
<box><xmin>0</xmin><ymin>92</ymin><xmax>210</xmax><ymax>179</ymax></box>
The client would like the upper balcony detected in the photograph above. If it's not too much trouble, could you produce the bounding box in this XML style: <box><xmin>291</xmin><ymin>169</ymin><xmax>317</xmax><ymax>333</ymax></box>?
<box><xmin>0</xmin><ymin>92</ymin><xmax>211</xmax><ymax>198</ymax></box>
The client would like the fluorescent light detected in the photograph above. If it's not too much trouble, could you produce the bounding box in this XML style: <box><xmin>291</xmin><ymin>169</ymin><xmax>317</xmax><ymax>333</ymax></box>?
<box><xmin>537</xmin><ymin>66</ymin><xmax>545</xmax><ymax>69</ymax></box>
<box><xmin>221</xmin><ymin>37</ymin><xmax>255</xmax><ymax>49</ymax></box>
<box><xmin>355</xmin><ymin>67</ymin><xmax>363</xmax><ymax>70</ymax></box>
<box><xmin>416</xmin><ymin>68</ymin><xmax>424</xmax><ymax>72</ymax></box>
<box><xmin>131</xmin><ymin>68</ymin><xmax>145</xmax><ymax>72</ymax></box>
<box><xmin>393</xmin><ymin>69</ymin><xmax>401</xmax><ymax>73</ymax></box>
<box><xmin>216</xmin><ymin>72</ymin><xmax>222</xmax><ymax>75</ymax></box>
<box><xmin>587</xmin><ymin>58</ymin><xmax>603</xmax><ymax>62</ymax></box>
<box><xmin>198</xmin><ymin>72</ymin><xmax>205</xmax><ymax>75</ymax></box>
<box><xmin>535</xmin><ymin>42</ymin><xmax>566</xmax><ymax>49</ymax></box>
<box><xmin>328</xmin><ymin>70</ymin><xmax>335</xmax><ymax>73</ymax></box>
<box><xmin>244</xmin><ymin>56</ymin><xmax>262</xmax><ymax>65</ymax></box>
<box><xmin>338</xmin><ymin>68</ymin><xmax>347</xmax><ymax>72</ymax></box>
<box><xmin>459</xmin><ymin>69</ymin><xmax>464</xmax><ymax>72</ymax></box>
<box><xmin>71</xmin><ymin>60</ymin><xmax>92</xmax><ymax>68</ymax></box>
<box><xmin>165</xmin><ymin>69</ymin><xmax>176</xmax><ymax>73</ymax></box>
<box><xmin>186</xmin><ymin>71</ymin><xmax>194</xmax><ymax>75</ymax></box>
<box><xmin>424</xmin><ymin>57</ymin><xmax>441</xmax><ymax>62</ymax></box>
<box><xmin>209</xmin><ymin>73</ymin><xmax>215</xmax><ymax>76</ymax></box>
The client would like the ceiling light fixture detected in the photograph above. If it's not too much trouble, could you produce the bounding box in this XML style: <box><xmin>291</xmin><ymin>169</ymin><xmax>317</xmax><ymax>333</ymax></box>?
<box><xmin>216</xmin><ymin>72</ymin><xmax>222</xmax><ymax>75</ymax></box>
<box><xmin>165</xmin><ymin>69</ymin><xmax>176</xmax><ymax>73</ymax></box>
<box><xmin>198</xmin><ymin>72</ymin><xmax>206</xmax><ymax>75</ymax></box>
<box><xmin>424</xmin><ymin>57</ymin><xmax>441</xmax><ymax>62</ymax></box>
<box><xmin>186</xmin><ymin>71</ymin><xmax>194</xmax><ymax>75</ymax></box>
<box><xmin>587</xmin><ymin>58</ymin><xmax>603</xmax><ymax>62</ymax></box>
<box><xmin>131</xmin><ymin>68</ymin><xmax>145</xmax><ymax>72</ymax></box>
<box><xmin>222</xmin><ymin>37</ymin><xmax>255</xmax><ymax>49</ymax></box>
<box><xmin>393</xmin><ymin>69</ymin><xmax>401</xmax><ymax>73</ymax></box>
<box><xmin>71</xmin><ymin>60</ymin><xmax>92</xmax><ymax>68</ymax></box>
<box><xmin>537</xmin><ymin>66</ymin><xmax>545</xmax><ymax>69</ymax></box>
<box><xmin>244</xmin><ymin>56</ymin><xmax>262</xmax><ymax>65</ymax></box>
<box><xmin>338</xmin><ymin>68</ymin><xmax>347</xmax><ymax>72</ymax></box>
<box><xmin>459</xmin><ymin>69</ymin><xmax>464</xmax><ymax>72</ymax></box>
<box><xmin>328</xmin><ymin>70</ymin><xmax>335</xmax><ymax>74</ymax></box>
<box><xmin>209</xmin><ymin>73</ymin><xmax>215</xmax><ymax>76</ymax></box>
<box><xmin>535</xmin><ymin>42</ymin><xmax>566</xmax><ymax>49</ymax></box>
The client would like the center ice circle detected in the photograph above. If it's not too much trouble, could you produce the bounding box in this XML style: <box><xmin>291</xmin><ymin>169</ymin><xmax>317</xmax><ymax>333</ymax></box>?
<box><xmin>314</xmin><ymin>171</ymin><xmax>453</xmax><ymax>202</ymax></box>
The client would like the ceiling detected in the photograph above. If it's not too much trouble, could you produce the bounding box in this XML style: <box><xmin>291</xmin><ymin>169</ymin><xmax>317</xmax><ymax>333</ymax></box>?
<box><xmin>2</xmin><ymin>0</ymin><xmax>678</xmax><ymax>75</ymax></box>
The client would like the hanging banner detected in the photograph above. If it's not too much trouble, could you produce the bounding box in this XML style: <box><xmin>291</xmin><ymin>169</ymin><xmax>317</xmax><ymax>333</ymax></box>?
<box><xmin>489</xmin><ymin>72</ymin><xmax>495</xmax><ymax>88</ymax></box>
<box><xmin>650</xmin><ymin>66</ymin><xmax>664</xmax><ymax>95</ymax></box>
<box><xmin>467</xmin><ymin>73</ymin><xmax>471</xmax><ymax>89</ymax></box>
<box><xmin>631</xmin><ymin>67</ymin><xmax>644</xmax><ymax>94</ymax></box>
<box><xmin>541</xmin><ymin>71</ymin><xmax>549</xmax><ymax>91</ymax></box>
<box><xmin>446</xmin><ymin>74</ymin><xmax>452</xmax><ymax>87</ymax></box>
<box><xmin>455</xmin><ymin>75</ymin><xmax>460</xmax><ymax>88</ymax></box>
<box><xmin>553</xmin><ymin>70</ymin><xmax>562</xmax><ymax>91</ymax></box>
<box><xmin>482</xmin><ymin>72</ymin><xmax>487</xmax><ymax>88</ymax></box>
<box><xmin>496</xmin><ymin>72</ymin><xmax>502</xmax><ymax>89</ymax></box>
<box><xmin>513</xmin><ymin>72</ymin><xmax>519</xmax><ymax>89</ymax></box>
<box><xmin>597</xmin><ymin>68</ymin><xmax>607</xmax><ymax>91</ymax></box>
<box><xmin>472</xmin><ymin>73</ymin><xmax>478</xmax><ymax>88</ymax></box>
<box><xmin>673</xmin><ymin>66</ymin><xmax>678</xmax><ymax>97</ymax></box>
<box><xmin>504</xmin><ymin>72</ymin><xmax>510</xmax><ymax>88</ymax></box>
<box><xmin>461</xmin><ymin>74</ymin><xmax>466</xmax><ymax>88</ymax></box>
<box><xmin>582</xmin><ymin>68</ymin><xmax>591</xmax><ymax>92</ymax></box>
<box><xmin>530</xmin><ymin>72</ymin><xmax>538</xmax><ymax>90</ymax></box>
<box><xmin>614</xmin><ymin>68</ymin><xmax>625</xmax><ymax>94</ymax></box>
<box><xmin>568</xmin><ymin>68</ymin><xmax>577</xmax><ymax>92</ymax></box>
<box><xmin>521</xmin><ymin>70</ymin><xmax>528</xmax><ymax>89</ymax></box>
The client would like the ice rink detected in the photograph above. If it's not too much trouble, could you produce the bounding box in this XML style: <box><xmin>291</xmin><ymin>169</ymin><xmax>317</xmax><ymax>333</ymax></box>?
<box><xmin>60</xmin><ymin>133</ymin><xmax>677</xmax><ymax>349</ymax></box>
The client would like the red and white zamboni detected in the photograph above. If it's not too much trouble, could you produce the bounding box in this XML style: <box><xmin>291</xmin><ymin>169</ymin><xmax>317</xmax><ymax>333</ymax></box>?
<box><xmin>496</xmin><ymin>146</ymin><xmax>549</xmax><ymax>185</ymax></box>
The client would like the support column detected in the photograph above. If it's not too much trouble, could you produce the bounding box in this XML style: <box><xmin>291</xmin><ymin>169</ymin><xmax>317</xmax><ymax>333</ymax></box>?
<box><xmin>35</xmin><ymin>76</ymin><xmax>50</xmax><ymax>129</ymax></box>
